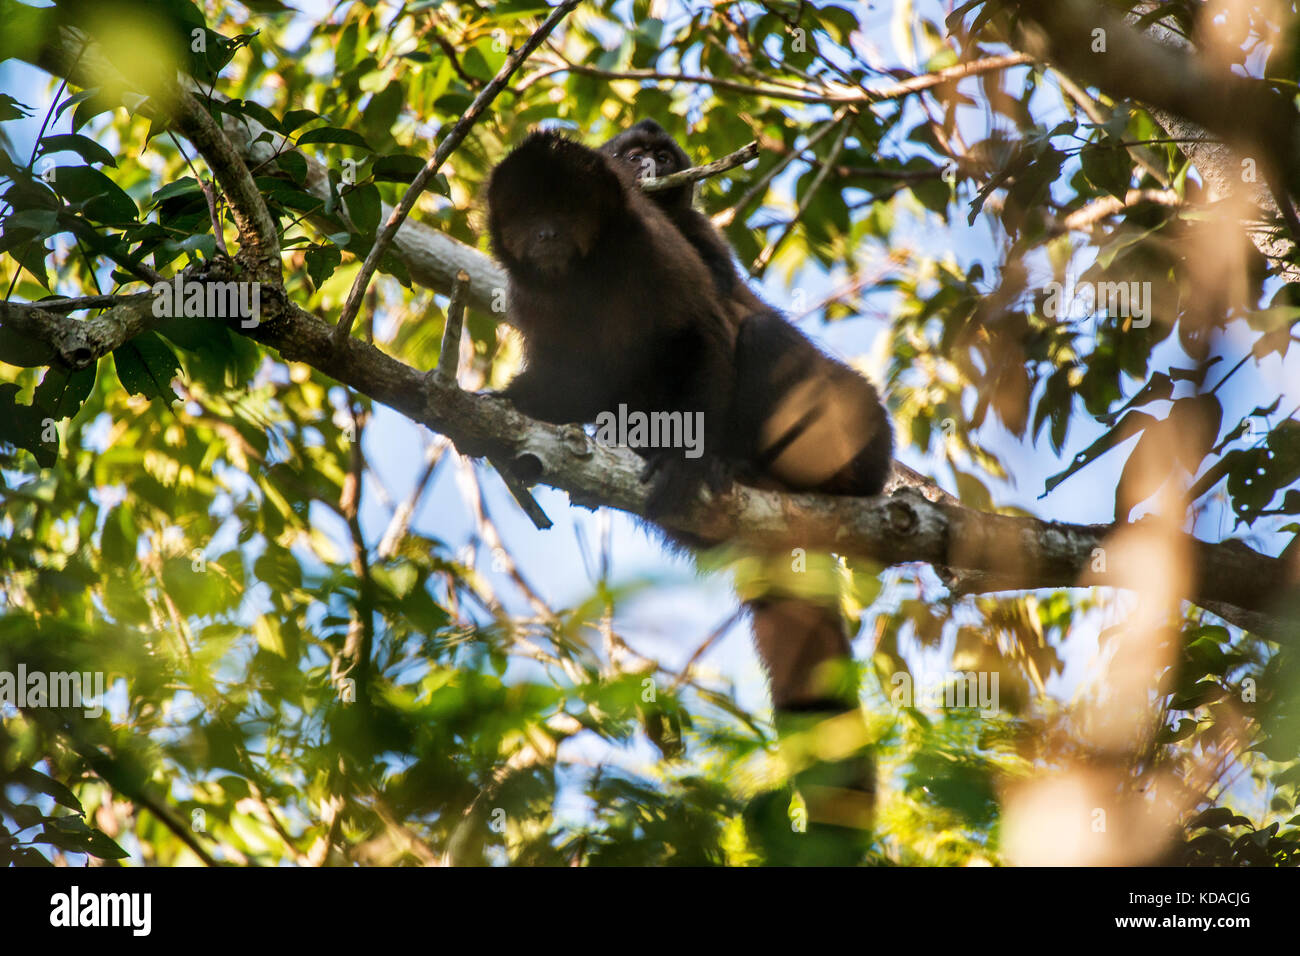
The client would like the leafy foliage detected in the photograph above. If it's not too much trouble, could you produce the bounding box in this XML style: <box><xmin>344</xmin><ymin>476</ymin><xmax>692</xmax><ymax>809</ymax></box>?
<box><xmin>0</xmin><ymin>0</ymin><xmax>1297</xmax><ymax>865</ymax></box>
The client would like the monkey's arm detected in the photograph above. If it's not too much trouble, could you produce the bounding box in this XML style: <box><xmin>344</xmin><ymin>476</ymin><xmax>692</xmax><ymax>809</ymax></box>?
<box><xmin>499</xmin><ymin>362</ymin><xmax>610</xmax><ymax>425</ymax></box>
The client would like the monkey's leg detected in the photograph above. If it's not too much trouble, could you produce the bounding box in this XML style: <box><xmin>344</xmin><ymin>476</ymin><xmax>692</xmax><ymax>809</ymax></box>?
<box><xmin>640</xmin><ymin>321</ymin><xmax>737</xmax><ymax>518</ymax></box>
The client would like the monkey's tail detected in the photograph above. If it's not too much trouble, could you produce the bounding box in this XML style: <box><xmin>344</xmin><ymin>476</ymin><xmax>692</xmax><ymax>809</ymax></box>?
<box><xmin>740</xmin><ymin>584</ymin><xmax>876</xmax><ymax>865</ymax></box>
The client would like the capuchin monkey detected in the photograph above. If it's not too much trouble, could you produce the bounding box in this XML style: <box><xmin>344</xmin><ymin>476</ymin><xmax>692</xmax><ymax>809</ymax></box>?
<box><xmin>488</xmin><ymin>128</ymin><xmax>893</xmax><ymax>863</ymax></box>
<box><xmin>486</xmin><ymin>130</ymin><xmax>736</xmax><ymax>518</ymax></box>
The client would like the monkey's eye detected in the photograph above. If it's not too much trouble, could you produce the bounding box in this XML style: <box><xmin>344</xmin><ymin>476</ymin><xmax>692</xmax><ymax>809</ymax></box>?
<box><xmin>656</xmin><ymin>151</ymin><xmax>672</xmax><ymax>166</ymax></box>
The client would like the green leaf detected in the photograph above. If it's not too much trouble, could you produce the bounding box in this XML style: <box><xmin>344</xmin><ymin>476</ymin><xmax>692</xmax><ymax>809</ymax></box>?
<box><xmin>1171</xmin><ymin>680</ymin><xmax>1228</xmax><ymax>710</ymax></box>
<box><xmin>297</xmin><ymin>126</ymin><xmax>372</xmax><ymax>150</ymax></box>
<box><xmin>254</xmin><ymin>545</ymin><xmax>303</xmax><ymax>592</ymax></box>
<box><xmin>0</xmin><ymin>325</ymin><xmax>56</xmax><ymax>366</ymax></box>
<box><xmin>276</xmin><ymin>150</ymin><xmax>308</xmax><ymax>185</ymax></box>
<box><xmin>0</xmin><ymin>381</ymin><xmax>57</xmax><ymax>466</ymax></box>
<box><xmin>33</xmin><ymin>364</ymin><xmax>95</xmax><ymax>420</ymax></box>
<box><xmin>38</xmin><ymin>817</ymin><xmax>128</xmax><ymax>859</ymax></box>
<box><xmin>361</xmin><ymin>81</ymin><xmax>404</xmax><ymax>143</ymax></box>
<box><xmin>39</xmin><ymin>133</ymin><xmax>116</xmax><ymax>167</ymax></box>
<box><xmin>254</xmin><ymin>176</ymin><xmax>322</xmax><ymax>213</ymax></box>
<box><xmin>5</xmin><ymin>238</ymin><xmax>51</xmax><ymax>290</ymax></box>
<box><xmin>225</xmin><ymin>97</ymin><xmax>283</xmax><ymax>133</ymax></box>
<box><xmin>100</xmin><ymin>503</ymin><xmax>138</xmax><ymax>566</ymax></box>
<box><xmin>83</xmin><ymin>829</ymin><xmax>130</xmax><ymax>860</ymax></box>
<box><xmin>113</xmin><ymin>331</ymin><xmax>181</xmax><ymax>401</ymax></box>
<box><xmin>1188</xmin><ymin>806</ymin><xmax>1253</xmax><ymax>829</ymax></box>
<box><xmin>1042</xmin><ymin>411</ymin><xmax>1155</xmax><ymax>496</ymax></box>
<box><xmin>0</xmin><ymin>208</ymin><xmax>59</xmax><ymax>245</ymax></box>
<box><xmin>282</xmin><ymin>108</ymin><xmax>321</xmax><ymax>133</ymax></box>
<box><xmin>1155</xmin><ymin>718</ymin><xmax>1197</xmax><ymax>743</ymax></box>
<box><xmin>344</xmin><ymin>182</ymin><xmax>381</xmax><ymax>236</ymax></box>
<box><xmin>373</xmin><ymin>153</ymin><xmax>427</xmax><ymax>183</ymax></box>
<box><xmin>305</xmin><ymin>243</ymin><xmax>342</xmax><ymax>288</ymax></box>
<box><xmin>0</xmin><ymin>92</ymin><xmax>33</xmax><ymax>121</ymax></box>
<box><xmin>151</xmin><ymin>177</ymin><xmax>203</xmax><ymax>204</ymax></box>
<box><xmin>1080</xmin><ymin>144</ymin><xmax>1131</xmax><ymax>199</ymax></box>
<box><xmin>11</xmin><ymin>768</ymin><xmax>84</xmax><ymax>813</ymax></box>
<box><xmin>53</xmin><ymin>89</ymin><xmax>99</xmax><ymax>122</ymax></box>
<box><xmin>51</xmin><ymin>165</ymin><xmax>138</xmax><ymax>225</ymax></box>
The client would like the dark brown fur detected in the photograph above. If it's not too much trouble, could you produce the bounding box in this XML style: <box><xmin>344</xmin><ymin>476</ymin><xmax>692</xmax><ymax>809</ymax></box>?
<box><xmin>488</xmin><ymin>127</ymin><xmax>894</xmax><ymax>861</ymax></box>
<box><xmin>486</xmin><ymin>131</ymin><xmax>736</xmax><ymax>517</ymax></box>
<box><xmin>599</xmin><ymin>120</ymin><xmax>893</xmax><ymax>496</ymax></box>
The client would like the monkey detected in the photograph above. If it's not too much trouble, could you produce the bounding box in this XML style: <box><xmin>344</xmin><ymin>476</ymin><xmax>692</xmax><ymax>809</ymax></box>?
<box><xmin>601</xmin><ymin>120</ymin><xmax>895</xmax><ymax>862</ymax></box>
<box><xmin>487</xmin><ymin>128</ymin><xmax>893</xmax><ymax>863</ymax></box>
<box><xmin>485</xmin><ymin>130</ymin><xmax>737</xmax><ymax>519</ymax></box>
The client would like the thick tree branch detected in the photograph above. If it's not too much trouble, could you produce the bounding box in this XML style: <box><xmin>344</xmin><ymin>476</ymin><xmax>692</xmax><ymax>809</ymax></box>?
<box><xmin>2</xmin><ymin>287</ymin><xmax>1294</xmax><ymax>638</ymax></box>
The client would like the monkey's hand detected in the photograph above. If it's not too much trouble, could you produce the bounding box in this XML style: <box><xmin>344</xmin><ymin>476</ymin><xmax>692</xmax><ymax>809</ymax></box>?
<box><xmin>494</xmin><ymin>374</ymin><xmax>599</xmax><ymax>426</ymax></box>
<box><xmin>640</xmin><ymin>451</ymin><xmax>733</xmax><ymax>520</ymax></box>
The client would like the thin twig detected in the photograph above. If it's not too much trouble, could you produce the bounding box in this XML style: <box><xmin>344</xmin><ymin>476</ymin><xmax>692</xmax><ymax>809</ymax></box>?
<box><xmin>489</xmin><ymin>459</ymin><xmax>554</xmax><ymax>531</ymax></box>
<box><xmin>377</xmin><ymin>437</ymin><xmax>448</xmax><ymax>559</ymax></box>
<box><xmin>466</xmin><ymin>464</ymin><xmax>558</xmax><ymax>623</ymax></box>
<box><xmin>433</xmin><ymin>270</ymin><xmax>469</xmax><ymax>385</ymax></box>
<box><xmin>713</xmin><ymin>107</ymin><xmax>850</xmax><ymax>229</ymax></box>
<box><xmin>668</xmin><ymin>608</ymin><xmax>745</xmax><ymax>693</ymax></box>
<box><xmin>751</xmin><ymin>114</ymin><xmax>853</xmax><ymax>277</ymax></box>
<box><xmin>544</xmin><ymin>52</ymin><xmax>1033</xmax><ymax>106</ymax></box>
<box><xmin>641</xmin><ymin>141</ymin><xmax>759</xmax><ymax>193</ymax></box>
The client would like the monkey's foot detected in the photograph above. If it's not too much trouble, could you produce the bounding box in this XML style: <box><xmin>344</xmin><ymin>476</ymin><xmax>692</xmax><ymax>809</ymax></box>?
<box><xmin>640</xmin><ymin>452</ymin><xmax>734</xmax><ymax>519</ymax></box>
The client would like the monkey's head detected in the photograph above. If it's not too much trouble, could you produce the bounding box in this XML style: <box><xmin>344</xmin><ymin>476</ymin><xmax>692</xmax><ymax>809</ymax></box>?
<box><xmin>598</xmin><ymin>119</ymin><xmax>693</xmax><ymax>210</ymax></box>
<box><xmin>487</xmin><ymin>131</ymin><xmax>626</xmax><ymax>282</ymax></box>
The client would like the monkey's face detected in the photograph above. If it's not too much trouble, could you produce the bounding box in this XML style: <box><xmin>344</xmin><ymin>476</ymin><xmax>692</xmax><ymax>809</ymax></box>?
<box><xmin>487</xmin><ymin>131</ymin><xmax>625</xmax><ymax>281</ymax></box>
<box><xmin>610</xmin><ymin>141</ymin><xmax>683</xmax><ymax>181</ymax></box>
<box><xmin>495</xmin><ymin>205</ymin><xmax>600</xmax><ymax>279</ymax></box>
<box><xmin>599</xmin><ymin>122</ymin><xmax>693</xmax><ymax>209</ymax></box>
